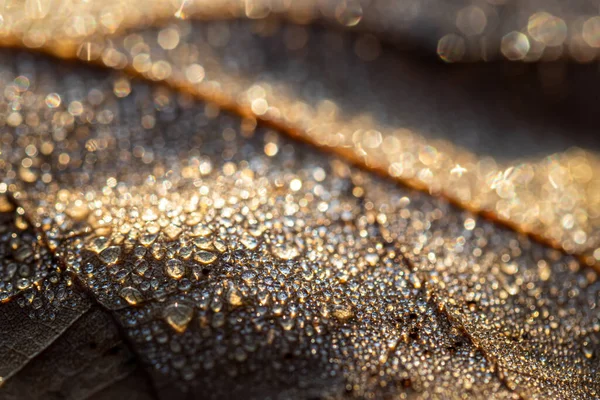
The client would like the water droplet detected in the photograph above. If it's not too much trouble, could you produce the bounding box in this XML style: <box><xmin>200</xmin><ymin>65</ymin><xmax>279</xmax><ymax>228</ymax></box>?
<box><xmin>501</xmin><ymin>263</ymin><xmax>518</xmax><ymax>275</ymax></box>
<box><xmin>241</xmin><ymin>270</ymin><xmax>256</xmax><ymax>284</ymax></box>
<box><xmin>335</xmin><ymin>0</ymin><xmax>363</xmax><ymax>27</ymax></box>
<box><xmin>227</xmin><ymin>287</ymin><xmax>243</xmax><ymax>307</ymax></box>
<box><xmin>332</xmin><ymin>304</ymin><xmax>354</xmax><ymax>321</ymax></box>
<box><xmin>583</xmin><ymin>345</ymin><xmax>594</xmax><ymax>359</ymax></box>
<box><xmin>165</xmin><ymin>259</ymin><xmax>185</xmax><ymax>279</ymax></box>
<box><xmin>140</xmin><ymin>233</ymin><xmax>158</xmax><ymax>246</ymax></box>
<box><xmin>164</xmin><ymin>224</ymin><xmax>182</xmax><ymax>240</ymax></box>
<box><xmin>272</xmin><ymin>243</ymin><xmax>299</xmax><ymax>260</ymax></box>
<box><xmin>365</xmin><ymin>252</ymin><xmax>379</xmax><ymax>266</ymax></box>
<box><xmin>14</xmin><ymin>246</ymin><xmax>33</xmax><ymax>262</ymax></box>
<box><xmin>194</xmin><ymin>251</ymin><xmax>217</xmax><ymax>265</ymax></box>
<box><xmin>191</xmin><ymin>225</ymin><xmax>212</xmax><ymax>237</ymax></box>
<box><xmin>99</xmin><ymin>246</ymin><xmax>121</xmax><ymax>264</ymax></box>
<box><xmin>213</xmin><ymin>239</ymin><xmax>227</xmax><ymax>253</ymax></box>
<box><xmin>65</xmin><ymin>203</ymin><xmax>89</xmax><ymax>220</ymax></box>
<box><xmin>193</xmin><ymin>237</ymin><xmax>213</xmax><ymax>250</ymax></box>
<box><xmin>120</xmin><ymin>286</ymin><xmax>143</xmax><ymax>305</ymax></box>
<box><xmin>409</xmin><ymin>273</ymin><xmax>422</xmax><ymax>289</ymax></box>
<box><xmin>16</xmin><ymin>278</ymin><xmax>30</xmax><ymax>290</ymax></box>
<box><xmin>240</xmin><ymin>235</ymin><xmax>258</xmax><ymax>250</ymax></box>
<box><xmin>89</xmin><ymin>237</ymin><xmax>110</xmax><ymax>253</ymax></box>
<box><xmin>164</xmin><ymin>302</ymin><xmax>193</xmax><ymax>333</ymax></box>
<box><xmin>45</xmin><ymin>93</ymin><xmax>61</xmax><ymax>108</ymax></box>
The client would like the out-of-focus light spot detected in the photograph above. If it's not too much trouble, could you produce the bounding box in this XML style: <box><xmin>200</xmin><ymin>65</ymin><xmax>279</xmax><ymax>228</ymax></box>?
<box><xmin>335</xmin><ymin>0</ymin><xmax>363</xmax><ymax>27</ymax></box>
<box><xmin>464</xmin><ymin>218</ymin><xmax>476</xmax><ymax>230</ymax></box>
<box><xmin>151</xmin><ymin>60</ymin><xmax>172</xmax><ymax>80</ymax></box>
<box><xmin>245</xmin><ymin>0</ymin><xmax>271</xmax><ymax>19</ymax></box>
<box><xmin>582</xmin><ymin>16</ymin><xmax>600</xmax><ymax>47</ymax></box>
<box><xmin>157</xmin><ymin>27</ymin><xmax>180</xmax><ymax>50</ymax></box>
<box><xmin>251</xmin><ymin>98</ymin><xmax>268</xmax><ymax>115</ymax></box>
<box><xmin>437</xmin><ymin>34</ymin><xmax>466</xmax><ymax>62</ymax></box>
<box><xmin>501</xmin><ymin>31</ymin><xmax>530</xmax><ymax>60</ymax></box>
<box><xmin>14</xmin><ymin>76</ymin><xmax>29</xmax><ymax>91</ymax></box>
<box><xmin>264</xmin><ymin>142</ymin><xmax>278</xmax><ymax>157</ymax></box>
<box><xmin>113</xmin><ymin>78</ymin><xmax>131</xmax><ymax>98</ymax></box>
<box><xmin>133</xmin><ymin>53</ymin><xmax>152</xmax><ymax>73</ymax></box>
<box><xmin>419</xmin><ymin>146</ymin><xmax>438</xmax><ymax>166</ymax></box>
<box><xmin>451</xmin><ymin>164</ymin><xmax>467</xmax><ymax>178</ymax></box>
<box><xmin>528</xmin><ymin>12</ymin><xmax>567</xmax><ymax>46</ymax></box>
<box><xmin>100</xmin><ymin>8</ymin><xmax>124</xmax><ymax>33</ymax></box>
<box><xmin>45</xmin><ymin>93</ymin><xmax>61</xmax><ymax>108</ymax></box>
<box><xmin>568</xmin><ymin>35</ymin><xmax>596</xmax><ymax>63</ymax></box>
<box><xmin>290</xmin><ymin>178</ymin><xmax>302</xmax><ymax>192</ymax></box>
<box><xmin>185</xmin><ymin>64</ymin><xmax>205</xmax><ymax>83</ymax></box>
<box><xmin>174</xmin><ymin>0</ymin><xmax>189</xmax><ymax>19</ymax></box>
<box><xmin>456</xmin><ymin>6</ymin><xmax>487</xmax><ymax>36</ymax></box>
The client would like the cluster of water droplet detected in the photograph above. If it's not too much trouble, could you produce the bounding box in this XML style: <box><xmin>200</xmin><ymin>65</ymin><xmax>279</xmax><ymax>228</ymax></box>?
<box><xmin>0</xmin><ymin>53</ymin><xmax>598</xmax><ymax>398</ymax></box>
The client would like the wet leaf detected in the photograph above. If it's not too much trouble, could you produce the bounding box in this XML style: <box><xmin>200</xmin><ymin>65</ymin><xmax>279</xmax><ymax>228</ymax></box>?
<box><xmin>1</xmin><ymin>2</ymin><xmax>600</xmax><ymax>399</ymax></box>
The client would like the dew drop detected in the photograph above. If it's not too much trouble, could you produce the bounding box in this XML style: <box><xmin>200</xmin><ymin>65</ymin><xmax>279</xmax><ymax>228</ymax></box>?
<box><xmin>240</xmin><ymin>235</ymin><xmax>258</xmax><ymax>250</ymax></box>
<box><xmin>164</xmin><ymin>224</ymin><xmax>182</xmax><ymax>240</ymax></box>
<box><xmin>213</xmin><ymin>239</ymin><xmax>227</xmax><ymax>253</ymax></box>
<box><xmin>332</xmin><ymin>304</ymin><xmax>354</xmax><ymax>321</ymax></box>
<box><xmin>583</xmin><ymin>345</ymin><xmax>594</xmax><ymax>359</ymax></box>
<box><xmin>501</xmin><ymin>262</ymin><xmax>519</xmax><ymax>275</ymax></box>
<box><xmin>99</xmin><ymin>246</ymin><xmax>121</xmax><ymax>264</ymax></box>
<box><xmin>191</xmin><ymin>225</ymin><xmax>212</xmax><ymax>237</ymax></box>
<box><xmin>241</xmin><ymin>270</ymin><xmax>256</xmax><ymax>284</ymax></box>
<box><xmin>89</xmin><ymin>236</ymin><xmax>110</xmax><ymax>253</ymax></box>
<box><xmin>272</xmin><ymin>243</ymin><xmax>300</xmax><ymax>260</ymax></box>
<box><xmin>194</xmin><ymin>250</ymin><xmax>217</xmax><ymax>265</ymax></box>
<box><xmin>45</xmin><ymin>93</ymin><xmax>61</xmax><ymax>108</ymax></box>
<box><xmin>227</xmin><ymin>286</ymin><xmax>243</xmax><ymax>307</ymax></box>
<box><xmin>16</xmin><ymin>278</ymin><xmax>30</xmax><ymax>290</ymax></box>
<box><xmin>164</xmin><ymin>302</ymin><xmax>194</xmax><ymax>333</ymax></box>
<box><xmin>365</xmin><ymin>252</ymin><xmax>379</xmax><ymax>266</ymax></box>
<box><xmin>165</xmin><ymin>259</ymin><xmax>185</xmax><ymax>280</ymax></box>
<box><xmin>140</xmin><ymin>233</ymin><xmax>158</xmax><ymax>247</ymax></box>
<box><xmin>120</xmin><ymin>286</ymin><xmax>143</xmax><ymax>305</ymax></box>
<box><xmin>193</xmin><ymin>237</ymin><xmax>213</xmax><ymax>250</ymax></box>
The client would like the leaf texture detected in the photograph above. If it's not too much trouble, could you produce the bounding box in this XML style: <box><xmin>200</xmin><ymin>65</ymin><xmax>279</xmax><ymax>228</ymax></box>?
<box><xmin>0</xmin><ymin>2</ymin><xmax>599</xmax><ymax>400</ymax></box>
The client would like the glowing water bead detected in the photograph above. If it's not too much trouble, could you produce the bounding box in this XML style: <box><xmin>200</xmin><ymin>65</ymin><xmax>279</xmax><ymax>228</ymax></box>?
<box><xmin>456</xmin><ymin>6</ymin><xmax>487</xmax><ymax>36</ymax></box>
<box><xmin>120</xmin><ymin>286</ymin><xmax>143</xmax><ymax>305</ymax></box>
<box><xmin>99</xmin><ymin>246</ymin><xmax>121</xmax><ymax>264</ymax></box>
<box><xmin>244</xmin><ymin>0</ymin><xmax>271</xmax><ymax>19</ymax></box>
<box><xmin>185</xmin><ymin>64</ymin><xmax>205</xmax><ymax>84</ymax></box>
<box><xmin>14</xmin><ymin>76</ymin><xmax>30</xmax><ymax>91</ymax></box>
<box><xmin>113</xmin><ymin>78</ymin><xmax>131</xmax><ymax>97</ymax></box>
<box><xmin>451</xmin><ymin>164</ymin><xmax>467</xmax><ymax>178</ymax></box>
<box><xmin>437</xmin><ymin>34</ymin><xmax>466</xmax><ymax>63</ymax></box>
<box><xmin>44</xmin><ymin>93</ymin><xmax>61</xmax><ymax>108</ymax></box>
<box><xmin>272</xmin><ymin>243</ymin><xmax>300</xmax><ymax>260</ymax></box>
<box><xmin>157</xmin><ymin>27</ymin><xmax>180</xmax><ymax>50</ymax></box>
<box><xmin>165</xmin><ymin>259</ymin><xmax>186</xmax><ymax>279</ymax></box>
<box><xmin>164</xmin><ymin>302</ymin><xmax>194</xmax><ymax>333</ymax></box>
<box><xmin>501</xmin><ymin>31</ymin><xmax>530</xmax><ymax>60</ymax></box>
<box><xmin>335</xmin><ymin>0</ymin><xmax>363</xmax><ymax>27</ymax></box>
<box><xmin>582</xmin><ymin>16</ymin><xmax>600</xmax><ymax>48</ymax></box>
<box><xmin>194</xmin><ymin>250</ymin><xmax>217</xmax><ymax>264</ymax></box>
<box><xmin>527</xmin><ymin>12</ymin><xmax>567</xmax><ymax>47</ymax></box>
